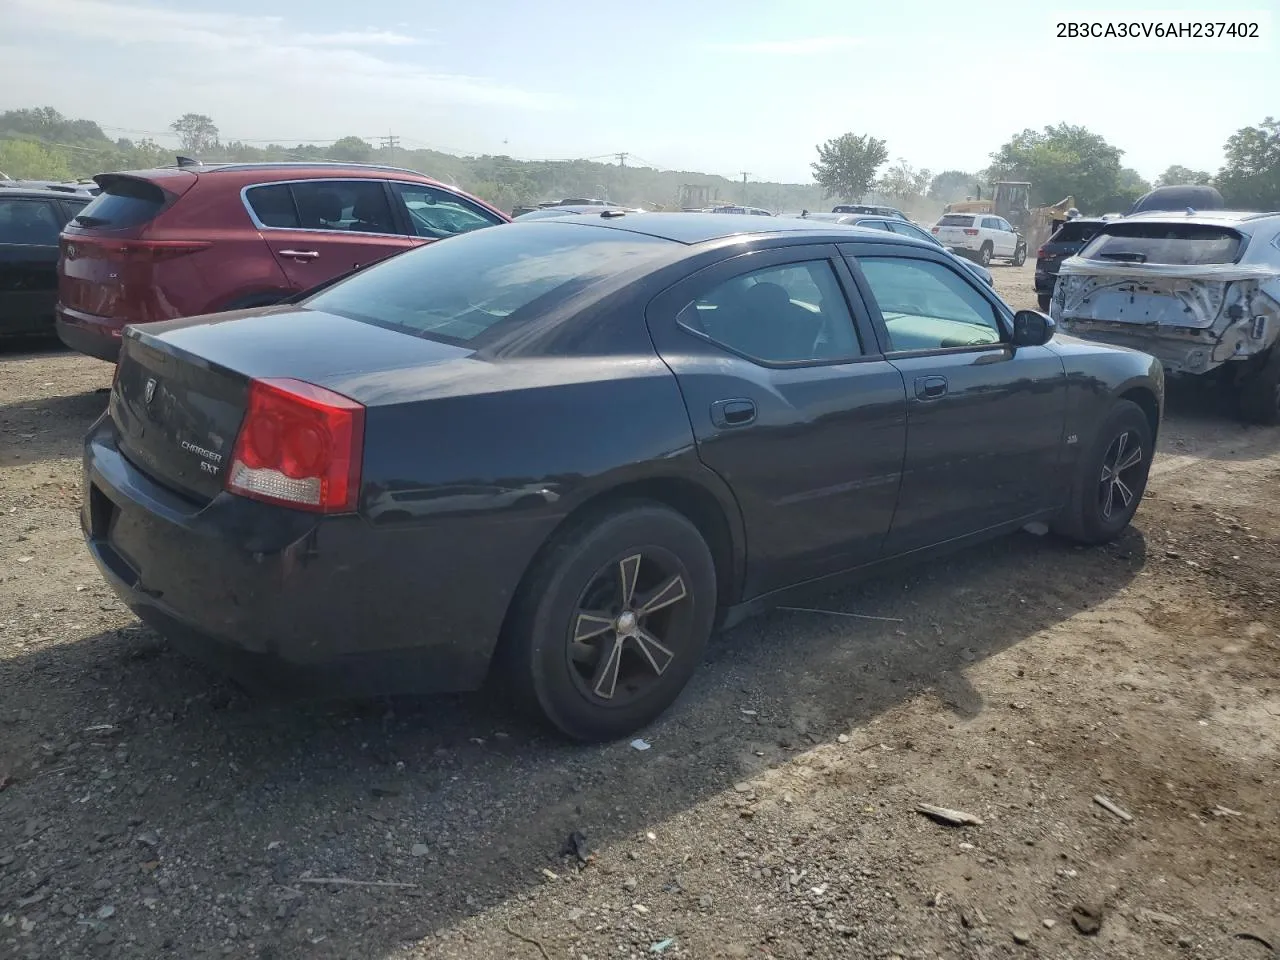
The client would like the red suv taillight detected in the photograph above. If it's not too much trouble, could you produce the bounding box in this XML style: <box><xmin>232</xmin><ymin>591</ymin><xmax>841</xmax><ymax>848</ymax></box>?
<box><xmin>962</xmin><ymin>228</ymin><xmax>979</xmax><ymax>236</ymax></box>
<box><xmin>1036</xmin><ymin>246</ymin><xmax>1048</xmax><ymax>259</ymax></box>
<box><xmin>227</xmin><ymin>378</ymin><xmax>365</xmax><ymax>514</ymax></box>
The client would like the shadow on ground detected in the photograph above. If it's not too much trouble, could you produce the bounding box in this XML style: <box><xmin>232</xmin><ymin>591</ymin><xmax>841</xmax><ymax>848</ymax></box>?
<box><xmin>0</xmin><ymin>523</ymin><xmax>1147</xmax><ymax>959</ymax></box>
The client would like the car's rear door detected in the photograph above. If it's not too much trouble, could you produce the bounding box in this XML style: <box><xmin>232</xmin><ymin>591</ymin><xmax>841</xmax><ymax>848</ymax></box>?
<box><xmin>646</xmin><ymin>243</ymin><xmax>908</xmax><ymax>599</ymax></box>
<box><xmin>841</xmin><ymin>241</ymin><xmax>1068</xmax><ymax>554</ymax></box>
<box><xmin>0</xmin><ymin>196</ymin><xmax>76</xmax><ymax>334</ymax></box>
<box><xmin>243</xmin><ymin>178</ymin><xmax>417</xmax><ymax>294</ymax></box>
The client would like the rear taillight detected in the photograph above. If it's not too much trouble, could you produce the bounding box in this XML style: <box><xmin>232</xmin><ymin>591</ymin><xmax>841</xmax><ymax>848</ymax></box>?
<box><xmin>1036</xmin><ymin>246</ymin><xmax>1047</xmax><ymax>259</ymax></box>
<box><xmin>963</xmin><ymin>228</ymin><xmax>979</xmax><ymax>236</ymax></box>
<box><xmin>930</xmin><ymin>226</ymin><xmax>939</xmax><ymax>234</ymax></box>
<box><xmin>227</xmin><ymin>378</ymin><xmax>365</xmax><ymax>514</ymax></box>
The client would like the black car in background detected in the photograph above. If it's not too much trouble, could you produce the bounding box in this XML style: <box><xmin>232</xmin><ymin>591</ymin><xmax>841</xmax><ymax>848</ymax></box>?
<box><xmin>81</xmin><ymin>212</ymin><xmax>1163</xmax><ymax>741</ymax></box>
<box><xmin>1034</xmin><ymin>217</ymin><xmax>1106</xmax><ymax>311</ymax></box>
<box><xmin>0</xmin><ymin>186</ymin><xmax>90</xmax><ymax>337</ymax></box>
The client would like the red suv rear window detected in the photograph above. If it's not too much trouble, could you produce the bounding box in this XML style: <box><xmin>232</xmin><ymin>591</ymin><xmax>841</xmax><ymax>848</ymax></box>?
<box><xmin>73</xmin><ymin>177</ymin><xmax>166</xmax><ymax>229</ymax></box>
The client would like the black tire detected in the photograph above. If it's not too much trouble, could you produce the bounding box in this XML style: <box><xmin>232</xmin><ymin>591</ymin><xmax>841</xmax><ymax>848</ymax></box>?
<box><xmin>1012</xmin><ymin>243</ymin><xmax>1027</xmax><ymax>267</ymax></box>
<box><xmin>498</xmin><ymin>502</ymin><xmax>717</xmax><ymax>742</ymax></box>
<box><xmin>1052</xmin><ymin>399</ymin><xmax>1153</xmax><ymax>544</ymax></box>
<box><xmin>1237</xmin><ymin>349</ymin><xmax>1280</xmax><ymax>425</ymax></box>
<box><xmin>978</xmin><ymin>242</ymin><xmax>993</xmax><ymax>267</ymax></box>
<box><xmin>1037</xmin><ymin>294</ymin><xmax>1052</xmax><ymax>312</ymax></box>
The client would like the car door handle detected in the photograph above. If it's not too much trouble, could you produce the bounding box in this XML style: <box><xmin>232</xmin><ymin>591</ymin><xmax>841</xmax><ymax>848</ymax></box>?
<box><xmin>710</xmin><ymin>398</ymin><xmax>757</xmax><ymax>427</ymax></box>
<box><xmin>915</xmin><ymin>376</ymin><xmax>948</xmax><ymax>400</ymax></box>
<box><xmin>278</xmin><ymin>249</ymin><xmax>319</xmax><ymax>259</ymax></box>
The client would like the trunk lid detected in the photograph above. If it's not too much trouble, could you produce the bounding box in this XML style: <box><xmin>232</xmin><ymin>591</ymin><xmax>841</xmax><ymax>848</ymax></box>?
<box><xmin>110</xmin><ymin>306</ymin><xmax>474</xmax><ymax>501</ymax></box>
<box><xmin>59</xmin><ymin>171</ymin><xmax>198</xmax><ymax>322</ymax></box>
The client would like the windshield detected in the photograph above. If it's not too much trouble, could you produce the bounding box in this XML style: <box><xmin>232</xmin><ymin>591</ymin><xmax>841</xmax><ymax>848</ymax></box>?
<box><xmin>303</xmin><ymin>222</ymin><xmax>675</xmax><ymax>344</ymax></box>
<box><xmin>1050</xmin><ymin>221</ymin><xmax>1102</xmax><ymax>245</ymax></box>
<box><xmin>1079</xmin><ymin>222</ymin><xmax>1244</xmax><ymax>266</ymax></box>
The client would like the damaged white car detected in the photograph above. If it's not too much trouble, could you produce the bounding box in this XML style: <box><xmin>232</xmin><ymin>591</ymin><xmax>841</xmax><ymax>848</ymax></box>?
<box><xmin>1052</xmin><ymin>211</ymin><xmax>1280</xmax><ymax>423</ymax></box>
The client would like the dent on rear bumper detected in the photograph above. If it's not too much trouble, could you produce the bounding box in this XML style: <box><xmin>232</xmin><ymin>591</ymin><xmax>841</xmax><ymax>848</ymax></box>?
<box><xmin>82</xmin><ymin>419</ymin><xmax>556</xmax><ymax>694</ymax></box>
<box><xmin>1053</xmin><ymin>257</ymin><xmax>1280</xmax><ymax>373</ymax></box>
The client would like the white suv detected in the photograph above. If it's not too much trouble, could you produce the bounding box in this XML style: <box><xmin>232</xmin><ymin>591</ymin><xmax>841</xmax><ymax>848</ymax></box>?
<box><xmin>931</xmin><ymin>213</ymin><xmax>1027</xmax><ymax>267</ymax></box>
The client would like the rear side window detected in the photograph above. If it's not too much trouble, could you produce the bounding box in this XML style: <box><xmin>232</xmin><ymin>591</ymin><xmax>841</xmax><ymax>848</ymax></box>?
<box><xmin>938</xmin><ymin>215</ymin><xmax>974</xmax><ymax>227</ymax></box>
<box><xmin>0</xmin><ymin>198</ymin><xmax>63</xmax><ymax>244</ymax></box>
<box><xmin>72</xmin><ymin>177</ymin><xmax>166</xmax><ymax>229</ymax></box>
<box><xmin>244</xmin><ymin>184</ymin><xmax>299</xmax><ymax>228</ymax></box>
<box><xmin>1051</xmin><ymin>221</ymin><xmax>1101</xmax><ymax>245</ymax></box>
<box><xmin>303</xmin><ymin>222</ymin><xmax>674</xmax><ymax>344</ymax></box>
<box><xmin>1079</xmin><ymin>223</ymin><xmax>1244</xmax><ymax>266</ymax></box>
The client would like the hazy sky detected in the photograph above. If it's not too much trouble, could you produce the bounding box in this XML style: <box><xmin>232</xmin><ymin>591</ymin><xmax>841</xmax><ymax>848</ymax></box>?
<box><xmin>3</xmin><ymin>0</ymin><xmax>1274</xmax><ymax>183</ymax></box>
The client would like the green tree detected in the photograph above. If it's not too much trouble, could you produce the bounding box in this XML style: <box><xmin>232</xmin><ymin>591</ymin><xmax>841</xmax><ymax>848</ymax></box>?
<box><xmin>928</xmin><ymin>170</ymin><xmax>979</xmax><ymax>203</ymax></box>
<box><xmin>327</xmin><ymin>136</ymin><xmax>373</xmax><ymax>163</ymax></box>
<box><xmin>811</xmin><ymin>132</ymin><xmax>888</xmax><ymax>201</ymax></box>
<box><xmin>876</xmin><ymin>159</ymin><xmax>931</xmax><ymax>205</ymax></box>
<box><xmin>1154</xmin><ymin>164</ymin><xmax>1213</xmax><ymax>188</ymax></box>
<box><xmin>170</xmin><ymin>113</ymin><xmax>219</xmax><ymax>155</ymax></box>
<box><xmin>1216</xmin><ymin>117</ymin><xmax>1280</xmax><ymax>209</ymax></box>
<box><xmin>986</xmin><ymin>123</ymin><xmax>1125</xmax><ymax>212</ymax></box>
<box><xmin>0</xmin><ymin>138</ymin><xmax>74</xmax><ymax>180</ymax></box>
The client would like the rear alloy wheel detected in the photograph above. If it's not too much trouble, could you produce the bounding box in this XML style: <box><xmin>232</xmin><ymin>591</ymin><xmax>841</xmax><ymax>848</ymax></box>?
<box><xmin>1052</xmin><ymin>399</ymin><xmax>1153</xmax><ymax>544</ymax></box>
<box><xmin>1237</xmin><ymin>349</ymin><xmax>1280</xmax><ymax>425</ymax></box>
<box><xmin>978</xmin><ymin>242</ymin><xmax>993</xmax><ymax>267</ymax></box>
<box><xmin>1013</xmin><ymin>243</ymin><xmax>1027</xmax><ymax>267</ymax></box>
<box><xmin>501</xmin><ymin>503</ymin><xmax>716</xmax><ymax>741</ymax></box>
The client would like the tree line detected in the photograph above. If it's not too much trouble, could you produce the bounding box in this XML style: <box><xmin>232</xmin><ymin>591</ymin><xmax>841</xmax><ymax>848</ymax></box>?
<box><xmin>3</xmin><ymin>106</ymin><xmax>1277</xmax><ymax>217</ymax></box>
<box><xmin>0</xmin><ymin>108</ymin><xmax>826</xmax><ymax>214</ymax></box>
<box><xmin>812</xmin><ymin>119</ymin><xmax>1280</xmax><ymax>215</ymax></box>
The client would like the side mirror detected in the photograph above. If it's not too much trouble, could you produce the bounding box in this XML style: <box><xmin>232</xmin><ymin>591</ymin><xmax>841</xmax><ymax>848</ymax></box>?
<box><xmin>1012</xmin><ymin>309</ymin><xmax>1055</xmax><ymax>347</ymax></box>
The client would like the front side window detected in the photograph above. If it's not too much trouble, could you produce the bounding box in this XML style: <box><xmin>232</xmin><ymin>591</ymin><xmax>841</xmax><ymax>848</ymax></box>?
<box><xmin>391</xmin><ymin>183</ymin><xmax>503</xmax><ymax>239</ymax></box>
<box><xmin>888</xmin><ymin>220</ymin><xmax>941</xmax><ymax>246</ymax></box>
<box><xmin>856</xmin><ymin>256</ymin><xmax>1002</xmax><ymax>352</ymax></box>
<box><xmin>676</xmin><ymin>260</ymin><xmax>861</xmax><ymax>364</ymax></box>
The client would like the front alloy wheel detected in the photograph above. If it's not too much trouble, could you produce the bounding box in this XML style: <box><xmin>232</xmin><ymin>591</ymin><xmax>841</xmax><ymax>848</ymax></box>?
<box><xmin>1098</xmin><ymin>430</ymin><xmax>1144</xmax><ymax>522</ymax></box>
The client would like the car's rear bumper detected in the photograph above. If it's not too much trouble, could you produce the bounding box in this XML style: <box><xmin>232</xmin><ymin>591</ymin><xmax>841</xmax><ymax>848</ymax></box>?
<box><xmin>1034</xmin><ymin>269</ymin><xmax>1058</xmax><ymax>294</ymax></box>
<box><xmin>81</xmin><ymin>414</ymin><xmax>553</xmax><ymax>697</ymax></box>
<box><xmin>56</xmin><ymin>305</ymin><xmax>125</xmax><ymax>362</ymax></box>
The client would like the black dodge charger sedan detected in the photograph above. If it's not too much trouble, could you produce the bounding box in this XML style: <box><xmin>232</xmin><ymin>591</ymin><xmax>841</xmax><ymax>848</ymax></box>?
<box><xmin>82</xmin><ymin>213</ymin><xmax>1164</xmax><ymax>741</ymax></box>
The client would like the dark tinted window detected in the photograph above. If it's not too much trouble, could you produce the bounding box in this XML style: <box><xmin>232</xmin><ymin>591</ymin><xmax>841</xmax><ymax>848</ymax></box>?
<box><xmin>57</xmin><ymin>199</ymin><xmax>89</xmax><ymax>225</ymax></box>
<box><xmin>245</xmin><ymin>183</ymin><xmax>300</xmax><ymax>228</ymax></box>
<box><xmin>1050</xmin><ymin>221</ymin><xmax>1102</xmax><ymax>245</ymax></box>
<box><xmin>289</xmin><ymin>180</ymin><xmax>397</xmax><ymax>235</ymax></box>
<box><xmin>304</xmin><ymin>222</ymin><xmax>674</xmax><ymax>344</ymax></box>
<box><xmin>1079</xmin><ymin>222</ymin><xmax>1244</xmax><ymax>265</ymax></box>
<box><xmin>676</xmin><ymin>260</ymin><xmax>860</xmax><ymax>363</ymax></box>
<box><xmin>72</xmin><ymin>177</ymin><xmax>165</xmax><ymax>228</ymax></box>
<box><xmin>391</xmin><ymin>182</ymin><xmax>502</xmax><ymax>239</ymax></box>
<box><xmin>0</xmin><ymin>198</ymin><xmax>62</xmax><ymax>244</ymax></box>
<box><xmin>857</xmin><ymin>219</ymin><xmax>893</xmax><ymax>231</ymax></box>
<box><xmin>857</xmin><ymin>256</ymin><xmax>1001</xmax><ymax>352</ymax></box>
<box><xmin>938</xmin><ymin>214</ymin><xmax>974</xmax><ymax>227</ymax></box>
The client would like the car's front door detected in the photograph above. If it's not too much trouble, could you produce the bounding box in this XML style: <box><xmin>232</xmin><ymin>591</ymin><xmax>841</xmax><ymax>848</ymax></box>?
<box><xmin>980</xmin><ymin>217</ymin><xmax>1012</xmax><ymax>257</ymax></box>
<box><xmin>243</xmin><ymin>179</ymin><xmax>418</xmax><ymax>294</ymax></box>
<box><xmin>840</xmin><ymin>243</ymin><xmax>1068</xmax><ymax>555</ymax></box>
<box><xmin>646</xmin><ymin>244</ymin><xmax>908</xmax><ymax>599</ymax></box>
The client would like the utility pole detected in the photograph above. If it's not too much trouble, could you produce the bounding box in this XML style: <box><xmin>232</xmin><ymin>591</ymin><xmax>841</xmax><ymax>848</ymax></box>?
<box><xmin>379</xmin><ymin>133</ymin><xmax>399</xmax><ymax>161</ymax></box>
<box><xmin>615</xmin><ymin>152</ymin><xmax>629</xmax><ymax>168</ymax></box>
<box><xmin>739</xmin><ymin>171</ymin><xmax>751</xmax><ymax>204</ymax></box>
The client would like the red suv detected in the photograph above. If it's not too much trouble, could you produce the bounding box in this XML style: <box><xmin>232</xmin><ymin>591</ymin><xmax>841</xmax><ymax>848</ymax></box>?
<box><xmin>56</xmin><ymin>162</ymin><xmax>509</xmax><ymax>361</ymax></box>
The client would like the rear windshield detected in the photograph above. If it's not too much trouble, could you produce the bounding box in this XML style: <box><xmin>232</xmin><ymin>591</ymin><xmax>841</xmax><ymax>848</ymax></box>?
<box><xmin>1079</xmin><ymin>222</ymin><xmax>1244</xmax><ymax>266</ymax></box>
<box><xmin>1050</xmin><ymin>221</ymin><xmax>1102</xmax><ymax>245</ymax></box>
<box><xmin>72</xmin><ymin>177</ymin><xmax>166</xmax><ymax>229</ymax></box>
<box><xmin>303</xmin><ymin>222</ymin><xmax>675</xmax><ymax>345</ymax></box>
<box><xmin>938</xmin><ymin>215</ymin><xmax>974</xmax><ymax>227</ymax></box>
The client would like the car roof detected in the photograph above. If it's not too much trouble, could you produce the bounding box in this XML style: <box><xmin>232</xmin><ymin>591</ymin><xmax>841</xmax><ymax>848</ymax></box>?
<box><xmin>0</xmin><ymin>186</ymin><xmax>92</xmax><ymax>201</ymax></box>
<box><xmin>103</xmin><ymin>161</ymin><xmax>446</xmax><ymax>187</ymax></box>
<box><xmin>1108</xmin><ymin>210</ymin><xmax>1280</xmax><ymax>227</ymax></box>
<box><xmin>523</xmin><ymin>211</ymin><xmax>936</xmax><ymax>247</ymax></box>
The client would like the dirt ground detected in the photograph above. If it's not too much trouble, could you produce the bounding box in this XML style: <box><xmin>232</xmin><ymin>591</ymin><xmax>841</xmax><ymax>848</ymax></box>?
<box><xmin>2</xmin><ymin>264</ymin><xmax>1278</xmax><ymax>960</ymax></box>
